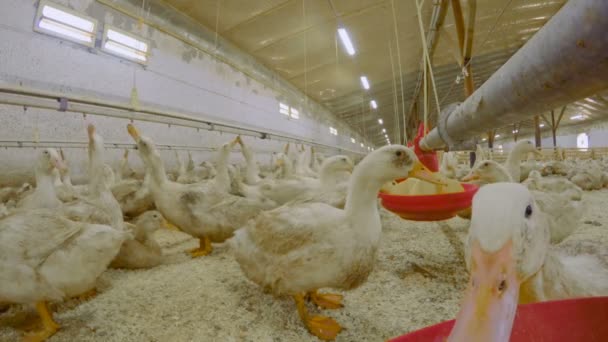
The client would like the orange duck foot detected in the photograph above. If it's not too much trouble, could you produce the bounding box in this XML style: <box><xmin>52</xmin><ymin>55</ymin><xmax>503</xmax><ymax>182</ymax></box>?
<box><xmin>309</xmin><ymin>291</ymin><xmax>344</xmax><ymax>310</ymax></box>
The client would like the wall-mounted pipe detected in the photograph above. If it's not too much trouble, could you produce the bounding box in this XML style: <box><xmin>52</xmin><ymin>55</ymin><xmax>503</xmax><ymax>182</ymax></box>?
<box><xmin>0</xmin><ymin>87</ymin><xmax>365</xmax><ymax>155</ymax></box>
<box><xmin>420</xmin><ymin>0</ymin><xmax>608</xmax><ymax>151</ymax></box>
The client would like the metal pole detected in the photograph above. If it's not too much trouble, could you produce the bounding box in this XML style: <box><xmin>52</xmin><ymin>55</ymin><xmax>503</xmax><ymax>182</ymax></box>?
<box><xmin>420</xmin><ymin>0</ymin><xmax>608</xmax><ymax>151</ymax></box>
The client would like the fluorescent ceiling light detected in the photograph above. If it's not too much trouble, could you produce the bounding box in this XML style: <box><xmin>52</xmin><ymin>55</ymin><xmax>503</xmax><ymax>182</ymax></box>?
<box><xmin>360</xmin><ymin>143</ymin><xmax>364</xmax><ymax>147</ymax></box>
<box><xmin>570</xmin><ymin>114</ymin><xmax>586</xmax><ymax>120</ymax></box>
<box><xmin>337</xmin><ymin>28</ymin><xmax>356</xmax><ymax>56</ymax></box>
<box><xmin>103</xmin><ymin>26</ymin><xmax>149</xmax><ymax>64</ymax></box>
<box><xmin>43</xmin><ymin>5</ymin><xmax>94</xmax><ymax>31</ymax></box>
<box><xmin>329</xmin><ymin>127</ymin><xmax>338</xmax><ymax>136</ymax></box>
<box><xmin>482</xmin><ymin>138</ymin><xmax>487</xmax><ymax>141</ymax></box>
<box><xmin>370</xmin><ymin>100</ymin><xmax>377</xmax><ymax>109</ymax></box>
<box><xmin>382</xmin><ymin>128</ymin><xmax>386</xmax><ymax>133</ymax></box>
<box><xmin>539</xmin><ymin>123</ymin><xmax>545</xmax><ymax>127</ymax></box>
<box><xmin>378</xmin><ymin>118</ymin><xmax>383</xmax><ymax>125</ymax></box>
<box><xmin>512</xmin><ymin>129</ymin><xmax>519</xmax><ymax>133</ymax></box>
<box><xmin>34</xmin><ymin>1</ymin><xmax>97</xmax><ymax>46</ymax></box>
<box><xmin>495</xmin><ymin>134</ymin><xmax>500</xmax><ymax>138</ymax></box>
<box><xmin>360</xmin><ymin>76</ymin><xmax>370</xmax><ymax>90</ymax></box>
<box><xmin>351</xmin><ymin>138</ymin><xmax>356</xmax><ymax>144</ymax></box>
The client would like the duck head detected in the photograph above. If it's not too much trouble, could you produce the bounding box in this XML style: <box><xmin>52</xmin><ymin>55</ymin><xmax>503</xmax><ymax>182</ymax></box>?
<box><xmin>127</xmin><ymin>124</ymin><xmax>160</xmax><ymax>165</ymax></box>
<box><xmin>513</xmin><ymin>140</ymin><xmax>542</xmax><ymax>157</ymax></box>
<box><xmin>321</xmin><ymin>155</ymin><xmax>354</xmax><ymax>174</ymax></box>
<box><xmin>37</xmin><ymin>148</ymin><xmax>66</xmax><ymax>174</ymax></box>
<box><xmin>462</xmin><ymin>160</ymin><xmax>513</xmax><ymax>183</ymax></box>
<box><xmin>135</xmin><ymin>210</ymin><xmax>167</xmax><ymax>237</ymax></box>
<box><xmin>448</xmin><ymin>183</ymin><xmax>550</xmax><ymax>342</ymax></box>
<box><xmin>356</xmin><ymin>145</ymin><xmax>445</xmax><ymax>186</ymax></box>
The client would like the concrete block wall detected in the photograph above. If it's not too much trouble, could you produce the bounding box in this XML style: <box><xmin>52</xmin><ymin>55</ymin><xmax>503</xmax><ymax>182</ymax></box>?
<box><xmin>0</xmin><ymin>0</ymin><xmax>373</xmax><ymax>185</ymax></box>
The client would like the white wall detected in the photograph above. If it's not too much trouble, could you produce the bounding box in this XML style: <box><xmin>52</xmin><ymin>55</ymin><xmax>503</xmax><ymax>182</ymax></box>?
<box><xmin>0</xmin><ymin>0</ymin><xmax>373</xmax><ymax>185</ymax></box>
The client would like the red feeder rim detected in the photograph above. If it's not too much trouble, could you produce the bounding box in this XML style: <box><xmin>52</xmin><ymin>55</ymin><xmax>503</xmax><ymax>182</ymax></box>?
<box><xmin>389</xmin><ymin>296</ymin><xmax>608</xmax><ymax>342</ymax></box>
<box><xmin>379</xmin><ymin>183</ymin><xmax>478</xmax><ymax>221</ymax></box>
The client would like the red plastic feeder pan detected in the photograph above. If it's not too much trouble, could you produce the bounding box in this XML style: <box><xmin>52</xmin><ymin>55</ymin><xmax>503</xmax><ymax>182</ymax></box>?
<box><xmin>379</xmin><ymin>123</ymin><xmax>478</xmax><ymax>221</ymax></box>
<box><xmin>379</xmin><ymin>183</ymin><xmax>478</xmax><ymax>221</ymax></box>
<box><xmin>389</xmin><ymin>296</ymin><xmax>608</xmax><ymax>342</ymax></box>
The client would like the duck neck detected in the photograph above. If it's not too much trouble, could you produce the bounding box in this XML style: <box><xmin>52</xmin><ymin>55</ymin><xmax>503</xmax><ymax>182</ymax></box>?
<box><xmin>145</xmin><ymin>154</ymin><xmax>169</xmax><ymax>189</ymax></box>
<box><xmin>505</xmin><ymin>147</ymin><xmax>526</xmax><ymax>182</ymax></box>
<box><xmin>35</xmin><ymin>167</ymin><xmax>58</xmax><ymax>202</ymax></box>
<box><xmin>344</xmin><ymin>165</ymin><xmax>383</xmax><ymax>229</ymax></box>
<box><xmin>214</xmin><ymin>149</ymin><xmax>231</xmax><ymax>191</ymax></box>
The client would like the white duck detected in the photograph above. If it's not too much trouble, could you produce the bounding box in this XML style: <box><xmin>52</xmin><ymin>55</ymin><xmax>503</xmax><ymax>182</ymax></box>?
<box><xmin>17</xmin><ymin>148</ymin><xmax>65</xmax><ymax>210</ymax></box>
<box><xmin>447</xmin><ymin>183</ymin><xmax>608</xmax><ymax>342</ymax></box>
<box><xmin>62</xmin><ymin>125</ymin><xmax>124</xmax><ymax>230</ymax></box>
<box><xmin>236</xmin><ymin>136</ymin><xmax>261</xmax><ymax>185</ymax></box>
<box><xmin>250</xmin><ymin>155</ymin><xmax>351</xmax><ymax>206</ymax></box>
<box><xmin>111</xmin><ymin>171</ymin><xmax>155</xmax><ymax>218</ymax></box>
<box><xmin>110</xmin><ymin>210</ymin><xmax>166</xmax><ymax>269</ymax></box>
<box><xmin>464</xmin><ymin>163</ymin><xmax>583</xmax><ymax>244</ymax></box>
<box><xmin>230</xmin><ymin>145</ymin><xmax>443</xmax><ymax>340</ymax></box>
<box><xmin>504</xmin><ymin>140</ymin><xmax>541</xmax><ymax>183</ymax></box>
<box><xmin>127</xmin><ymin>124</ymin><xmax>275</xmax><ymax>257</ymax></box>
<box><xmin>0</xmin><ymin>208</ymin><xmax>126</xmax><ymax>341</ymax></box>
<box><xmin>116</xmin><ymin>149</ymin><xmax>136</xmax><ymax>181</ymax></box>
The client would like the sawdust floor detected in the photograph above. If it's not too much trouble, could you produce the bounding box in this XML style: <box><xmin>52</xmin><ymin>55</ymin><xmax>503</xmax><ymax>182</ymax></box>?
<box><xmin>1</xmin><ymin>190</ymin><xmax>607</xmax><ymax>342</ymax></box>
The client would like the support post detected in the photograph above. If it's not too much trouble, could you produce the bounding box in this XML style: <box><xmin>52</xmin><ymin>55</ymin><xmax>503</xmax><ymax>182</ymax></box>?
<box><xmin>534</xmin><ymin>115</ymin><xmax>541</xmax><ymax>148</ymax></box>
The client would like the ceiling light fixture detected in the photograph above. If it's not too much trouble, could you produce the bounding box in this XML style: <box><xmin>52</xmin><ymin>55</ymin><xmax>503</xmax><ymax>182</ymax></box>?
<box><xmin>337</xmin><ymin>28</ymin><xmax>356</xmax><ymax>56</ymax></box>
<box><xmin>539</xmin><ymin>123</ymin><xmax>545</xmax><ymax>127</ymax></box>
<box><xmin>370</xmin><ymin>100</ymin><xmax>377</xmax><ymax>109</ymax></box>
<box><xmin>382</xmin><ymin>128</ymin><xmax>386</xmax><ymax>133</ymax></box>
<box><xmin>495</xmin><ymin>134</ymin><xmax>500</xmax><ymax>138</ymax></box>
<box><xmin>570</xmin><ymin>114</ymin><xmax>586</xmax><ymax>120</ymax></box>
<box><xmin>360</xmin><ymin>76</ymin><xmax>370</xmax><ymax>90</ymax></box>
<box><xmin>378</xmin><ymin>118</ymin><xmax>383</xmax><ymax>125</ymax></box>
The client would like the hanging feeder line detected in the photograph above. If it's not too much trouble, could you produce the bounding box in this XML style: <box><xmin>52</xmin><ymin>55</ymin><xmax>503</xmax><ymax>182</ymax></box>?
<box><xmin>438</xmin><ymin>0</ymin><xmax>515</xmax><ymax>108</ymax></box>
<box><xmin>415</xmin><ymin>0</ymin><xmax>442</xmax><ymax>138</ymax></box>
<box><xmin>390</xmin><ymin>0</ymin><xmax>406</xmax><ymax>144</ymax></box>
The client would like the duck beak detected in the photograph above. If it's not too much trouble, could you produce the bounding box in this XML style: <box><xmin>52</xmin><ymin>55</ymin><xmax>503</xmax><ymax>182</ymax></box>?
<box><xmin>462</xmin><ymin>171</ymin><xmax>480</xmax><ymax>182</ymax></box>
<box><xmin>407</xmin><ymin>161</ymin><xmax>446</xmax><ymax>185</ymax></box>
<box><xmin>127</xmin><ymin>124</ymin><xmax>140</xmax><ymax>142</ymax></box>
<box><xmin>161</xmin><ymin>218</ymin><xmax>181</xmax><ymax>231</ymax></box>
<box><xmin>448</xmin><ymin>240</ymin><xmax>520</xmax><ymax>342</ymax></box>
<box><xmin>230</xmin><ymin>137</ymin><xmax>239</xmax><ymax>147</ymax></box>
<box><xmin>51</xmin><ymin>156</ymin><xmax>67</xmax><ymax>172</ymax></box>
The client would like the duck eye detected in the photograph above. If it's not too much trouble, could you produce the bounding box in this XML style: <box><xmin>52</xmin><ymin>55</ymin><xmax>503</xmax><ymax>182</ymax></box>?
<box><xmin>395</xmin><ymin>151</ymin><xmax>402</xmax><ymax>157</ymax></box>
<box><xmin>498</xmin><ymin>280</ymin><xmax>507</xmax><ymax>292</ymax></box>
<box><xmin>525</xmin><ymin>205</ymin><xmax>532</xmax><ymax>218</ymax></box>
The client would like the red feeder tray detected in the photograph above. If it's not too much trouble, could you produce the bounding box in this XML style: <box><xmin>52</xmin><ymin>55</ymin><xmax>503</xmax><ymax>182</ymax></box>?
<box><xmin>379</xmin><ymin>183</ymin><xmax>478</xmax><ymax>221</ymax></box>
<box><xmin>389</xmin><ymin>296</ymin><xmax>608</xmax><ymax>342</ymax></box>
<box><xmin>379</xmin><ymin>123</ymin><xmax>478</xmax><ymax>221</ymax></box>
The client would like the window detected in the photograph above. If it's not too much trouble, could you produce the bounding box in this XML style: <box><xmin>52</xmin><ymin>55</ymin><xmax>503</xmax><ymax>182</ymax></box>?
<box><xmin>350</xmin><ymin>138</ymin><xmax>356</xmax><ymax>144</ymax></box>
<box><xmin>329</xmin><ymin>127</ymin><xmax>338</xmax><ymax>136</ymax></box>
<box><xmin>577</xmin><ymin>133</ymin><xmax>589</xmax><ymax>149</ymax></box>
<box><xmin>290</xmin><ymin>107</ymin><xmax>299</xmax><ymax>119</ymax></box>
<box><xmin>279</xmin><ymin>103</ymin><xmax>299</xmax><ymax>119</ymax></box>
<box><xmin>34</xmin><ymin>0</ymin><xmax>97</xmax><ymax>47</ymax></box>
<box><xmin>102</xmin><ymin>26</ymin><xmax>149</xmax><ymax>64</ymax></box>
<box><xmin>279</xmin><ymin>103</ymin><xmax>290</xmax><ymax>116</ymax></box>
